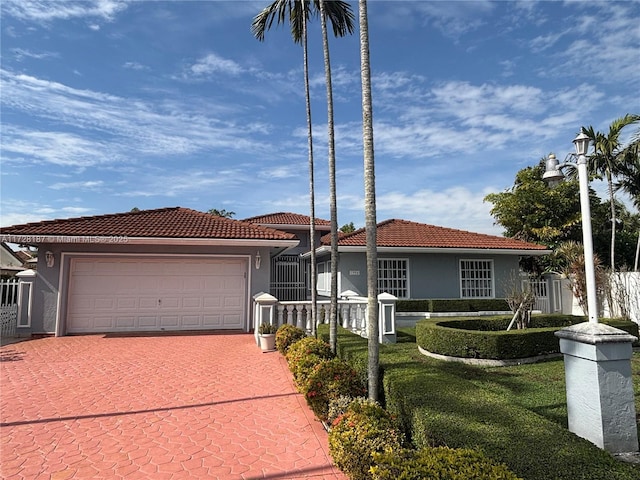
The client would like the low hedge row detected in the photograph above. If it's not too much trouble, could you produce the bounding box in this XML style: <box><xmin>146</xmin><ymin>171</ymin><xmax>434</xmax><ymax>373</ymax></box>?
<box><xmin>396</xmin><ymin>298</ymin><xmax>510</xmax><ymax>313</ymax></box>
<box><xmin>324</xmin><ymin>324</ymin><xmax>640</xmax><ymax>480</ymax></box>
<box><xmin>416</xmin><ymin>315</ymin><xmax>639</xmax><ymax>360</ymax></box>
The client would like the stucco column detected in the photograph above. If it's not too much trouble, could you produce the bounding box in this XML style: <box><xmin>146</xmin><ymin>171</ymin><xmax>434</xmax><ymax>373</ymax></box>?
<box><xmin>377</xmin><ymin>293</ymin><xmax>397</xmax><ymax>344</ymax></box>
<box><xmin>555</xmin><ymin>322</ymin><xmax>638</xmax><ymax>453</ymax></box>
<box><xmin>253</xmin><ymin>292</ymin><xmax>278</xmax><ymax>345</ymax></box>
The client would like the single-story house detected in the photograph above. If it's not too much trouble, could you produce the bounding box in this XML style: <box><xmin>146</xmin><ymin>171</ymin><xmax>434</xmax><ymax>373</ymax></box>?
<box><xmin>310</xmin><ymin>219</ymin><xmax>550</xmax><ymax>300</ymax></box>
<box><xmin>0</xmin><ymin>207</ymin><xmax>552</xmax><ymax>337</ymax></box>
<box><xmin>0</xmin><ymin>207</ymin><xmax>298</xmax><ymax>336</ymax></box>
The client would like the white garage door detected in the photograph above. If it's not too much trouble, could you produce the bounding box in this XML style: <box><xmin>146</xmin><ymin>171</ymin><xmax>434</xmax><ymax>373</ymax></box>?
<box><xmin>67</xmin><ymin>257</ymin><xmax>247</xmax><ymax>333</ymax></box>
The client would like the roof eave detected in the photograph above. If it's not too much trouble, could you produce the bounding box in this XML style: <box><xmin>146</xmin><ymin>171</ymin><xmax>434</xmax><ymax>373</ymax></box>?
<box><xmin>309</xmin><ymin>245</ymin><xmax>550</xmax><ymax>256</ymax></box>
<box><xmin>0</xmin><ymin>234</ymin><xmax>298</xmax><ymax>248</ymax></box>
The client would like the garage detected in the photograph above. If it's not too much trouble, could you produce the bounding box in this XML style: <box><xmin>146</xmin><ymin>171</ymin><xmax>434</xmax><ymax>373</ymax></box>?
<box><xmin>66</xmin><ymin>256</ymin><xmax>248</xmax><ymax>333</ymax></box>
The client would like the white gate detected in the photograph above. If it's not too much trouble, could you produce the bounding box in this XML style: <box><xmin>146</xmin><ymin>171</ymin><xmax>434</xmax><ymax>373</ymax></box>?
<box><xmin>0</xmin><ymin>278</ymin><xmax>19</xmax><ymax>337</ymax></box>
<box><xmin>521</xmin><ymin>278</ymin><xmax>550</xmax><ymax>313</ymax></box>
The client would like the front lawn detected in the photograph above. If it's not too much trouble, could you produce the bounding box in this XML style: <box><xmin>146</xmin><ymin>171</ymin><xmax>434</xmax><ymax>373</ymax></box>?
<box><xmin>325</xmin><ymin>326</ymin><xmax>640</xmax><ymax>480</ymax></box>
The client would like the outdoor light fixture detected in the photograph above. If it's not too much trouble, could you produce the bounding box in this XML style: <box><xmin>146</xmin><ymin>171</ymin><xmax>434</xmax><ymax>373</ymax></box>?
<box><xmin>45</xmin><ymin>251</ymin><xmax>55</xmax><ymax>268</ymax></box>
<box><xmin>255</xmin><ymin>251</ymin><xmax>261</xmax><ymax>270</ymax></box>
<box><xmin>543</xmin><ymin>129</ymin><xmax>597</xmax><ymax>323</ymax></box>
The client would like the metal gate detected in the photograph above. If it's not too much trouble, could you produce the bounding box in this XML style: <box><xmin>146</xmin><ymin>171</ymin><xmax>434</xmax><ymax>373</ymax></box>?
<box><xmin>521</xmin><ymin>277</ymin><xmax>550</xmax><ymax>313</ymax></box>
<box><xmin>270</xmin><ymin>255</ymin><xmax>308</xmax><ymax>301</ymax></box>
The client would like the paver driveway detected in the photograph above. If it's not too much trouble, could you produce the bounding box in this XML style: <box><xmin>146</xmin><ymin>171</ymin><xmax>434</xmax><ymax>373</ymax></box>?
<box><xmin>0</xmin><ymin>333</ymin><xmax>346</xmax><ymax>479</ymax></box>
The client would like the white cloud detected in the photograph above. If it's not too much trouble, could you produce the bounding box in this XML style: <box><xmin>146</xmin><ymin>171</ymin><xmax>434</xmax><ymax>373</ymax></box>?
<box><xmin>1</xmin><ymin>0</ymin><xmax>129</xmax><ymax>23</ymax></box>
<box><xmin>12</xmin><ymin>48</ymin><xmax>58</xmax><ymax>61</ymax></box>
<box><xmin>49</xmin><ymin>180</ymin><xmax>105</xmax><ymax>191</ymax></box>
<box><xmin>188</xmin><ymin>53</ymin><xmax>243</xmax><ymax>78</ymax></box>
<box><xmin>123</xmin><ymin>61</ymin><xmax>149</xmax><ymax>71</ymax></box>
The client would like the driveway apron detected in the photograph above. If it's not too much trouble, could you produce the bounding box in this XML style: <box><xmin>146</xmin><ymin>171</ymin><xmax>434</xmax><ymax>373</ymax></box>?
<box><xmin>0</xmin><ymin>333</ymin><xmax>346</xmax><ymax>479</ymax></box>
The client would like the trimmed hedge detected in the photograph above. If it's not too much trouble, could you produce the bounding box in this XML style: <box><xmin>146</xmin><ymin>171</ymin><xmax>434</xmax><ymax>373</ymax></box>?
<box><xmin>286</xmin><ymin>337</ymin><xmax>334</xmax><ymax>389</ymax></box>
<box><xmin>370</xmin><ymin>447</ymin><xmax>522</xmax><ymax>480</ymax></box>
<box><xmin>275</xmin><ymin>324</ymin><xmax>306</xmax><ymax>354</ymax></box>
<box><xmin>396</xmin><ymin>298</ymin><xmax>509</xmax><ymax>313</ymax></box>
<box><xmin>415</xmin><ymin>315</ymin><xmax>639</xmax><ymax>360</ymax></box>
<box><xmin>328</xmin><ymin>399</ymin><xmax>405</xmax><ymax>480</ymax></box>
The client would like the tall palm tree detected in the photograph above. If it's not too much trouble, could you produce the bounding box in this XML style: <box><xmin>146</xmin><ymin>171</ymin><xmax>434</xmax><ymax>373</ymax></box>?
<box><xmin>358</xmin><ymin>0</ymin><xmax>379</xmax><ymax>402</ymax></box>
<box><xmin>317</xmin><ymin>0</ymin><xmax>355</xmax><ymax>353</ymax></box>
<box><xmin>614</xmin><ymin>136</ymin><xmax>640</xmax><ymax>269</ymax></box>
<box><xmin>583</xmin><ymin>114</ymin><xmax>640</xmax><ymax>269</ymax></box>
<box><xmin>252</xmin><ymin>1</ymin><xmax>319</xmax><ymax>329</ymax></box>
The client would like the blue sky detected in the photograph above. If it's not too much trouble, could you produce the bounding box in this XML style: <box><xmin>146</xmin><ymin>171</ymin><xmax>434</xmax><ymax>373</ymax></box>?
<box><xmin>1</xmin><ymin>0</ymin><xmax>639</xmax><ymax>235</ymax></box>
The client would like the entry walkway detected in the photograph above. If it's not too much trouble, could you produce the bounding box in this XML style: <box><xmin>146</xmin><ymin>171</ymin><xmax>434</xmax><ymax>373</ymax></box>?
<box><xmin>0</xmin><ymin>333</ymin><xmax>346</xmax><ymax>479</ymax></box>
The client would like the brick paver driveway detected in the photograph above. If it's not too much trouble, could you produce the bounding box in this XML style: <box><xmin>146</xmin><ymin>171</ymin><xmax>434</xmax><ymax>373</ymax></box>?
<box><xmin>0</xmin><ymin>333</ymin><xmax>346</xmax><ymax>479</ymax></box>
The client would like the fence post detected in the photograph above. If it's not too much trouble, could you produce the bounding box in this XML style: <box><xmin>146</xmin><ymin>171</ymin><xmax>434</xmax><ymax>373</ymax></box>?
<box><xmin>378</xmin><ymin>292</ymin><xmax>397</xmax><ymax>344</ymax></box>
<box><xmin>16</xmin><ymin>269</ymin><xmax>36</xmax><ymax>334</ymax></box>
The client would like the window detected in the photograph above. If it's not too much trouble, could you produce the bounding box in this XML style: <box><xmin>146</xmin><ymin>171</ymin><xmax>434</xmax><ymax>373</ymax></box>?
<box><xmin>378</xmin><ymin>259</ymin><xmax>408</xmax><ymax>298</ymax></box>
<box><xmin>460</xmin><ymin>259</ymin><xmax>494</xmax><ymax>298</ymax></box>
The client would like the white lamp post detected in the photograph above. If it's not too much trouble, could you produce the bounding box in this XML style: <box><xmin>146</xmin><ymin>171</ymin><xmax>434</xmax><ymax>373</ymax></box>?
<box><xmin>545</xmin><ymin>129</ymin><xmax>638</xmax><ymax>454</ymax></box>
<box><xmin>543</xmin><ymin>130</ymin><xmax>598</xmax><ymax>323</ymax></box>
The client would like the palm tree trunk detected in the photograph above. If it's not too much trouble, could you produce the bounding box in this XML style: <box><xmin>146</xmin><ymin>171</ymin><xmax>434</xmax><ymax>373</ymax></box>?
<box><xmin>359</xmin><ymin>0</ymin><xmax>379</xmax><ymax>402</ymax></box>
<box><xmin>634</xmin><ymin>230</ymin><xmax>639</xmax><ymax>271</ymax></box>
<box><xmin>301</xmin><ymin>2</ymin><xmax>318</xmax><ymax>334</ymax></box>
<box><xmin>319</xmin><ymin>0</ymin><xmax>339</xmax><ymax>353</ymax></box>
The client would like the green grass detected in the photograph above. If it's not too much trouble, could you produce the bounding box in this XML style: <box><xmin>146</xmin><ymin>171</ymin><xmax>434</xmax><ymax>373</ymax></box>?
<box><xmin>324</xmin><ymin>325</ymin><xmax>640</xmax><ymax>480</ymax></box>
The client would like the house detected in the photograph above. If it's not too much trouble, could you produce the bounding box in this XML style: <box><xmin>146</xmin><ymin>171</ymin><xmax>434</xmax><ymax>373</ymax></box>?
<box><xmin>1</xmin><ymin>242</ymin><xmax>26</xmax><ymax>277</ymax></box>
<box><xmin>310</xmin><ymin>219</ymin><xmax>551</xmax><ymax>301</ymax></box>
<box><xmin>243</xmin><ymin>212</ymin><xmax>331</xmax><ymax>301</ymax></box>
<box><xmin>0</xmin><ymin>207</ymin><xmax>298</xmax><ymax>336</ymax></box>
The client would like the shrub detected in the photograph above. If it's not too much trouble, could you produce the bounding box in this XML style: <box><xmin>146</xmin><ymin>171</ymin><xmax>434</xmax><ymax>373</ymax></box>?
<box><xmin>302</xmin><ymin>358</ymin><xmax>366</xmax><ymax>422</ymax></box>
<box><xmin>416</xmin><ymin>315</ymin><xmax>640</xmax><ymax>360</ymax></box>
<box><xmin>275</xmin><ymin>324</ymin><xmax>306</xmax><ymax>355</ymax></box>
<box><xmin>286</xmin><ymin>337</ymin><xmax>334</xmax><ymax>388</ymax></box>
<box><xmin>370</xmin><ymin>447</ymin><xmax>522</xmax><ymax>480</ymax></box>
<box><xmin>396</xmin><ymin>299</ymin><xmax>509</xmax><ymax>313</ymax></box>
<box><xmin>327</xmin><ymin>395</ymin><xmax>371</xmax><ymax>427</ymax></box>
<box><xmin>328</xmin><ymin>400</ymin><xmax>405</xmax><ymax>480</ymax></box>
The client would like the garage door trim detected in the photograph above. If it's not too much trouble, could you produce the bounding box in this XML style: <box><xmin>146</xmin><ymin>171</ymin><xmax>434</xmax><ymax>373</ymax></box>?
<box><xmin>59</xmin><ymin>253</ymin><xmax>251</xmax><ymax>335</ymax></box>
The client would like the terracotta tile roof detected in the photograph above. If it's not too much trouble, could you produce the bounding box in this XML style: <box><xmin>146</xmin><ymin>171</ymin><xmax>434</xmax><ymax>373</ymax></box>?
<box><xmin>0</xmin><ymin>207</ymin><xmax>297</xmax><ymax>241</ymax></box>
<box><xmin>322</xmin><ymin>219</ymin><xmax>547</xmax><ymax>251</ymax></box>
<box><xmin>244</xmin><ymin>212</ymin><xmax>331</xmax><ymax>227</ymax></box>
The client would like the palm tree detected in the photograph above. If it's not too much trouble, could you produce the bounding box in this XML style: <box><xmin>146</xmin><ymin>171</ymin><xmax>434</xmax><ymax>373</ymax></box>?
<box><xmin>358</xmin><ymin>0</ymin><xmax>379</xmax><ymax>402</ymax></box>
<box><xmin>317</xmin><ymin>0</ymin><xmax>355</xmax><ymax>353</ymax></box>
<box><xmin>614</xmin><ymin>135</ymin><xmax>640</xmax><ymax>269</ymax></box>
<box><xmin>252</xmin><ymin>1</ymin><xmax>319</xmax><ymax>329</ymax></box>
<box><xmin>583</xmin><ymin>114</ymin><xmax>640</xmax><ymax>269</ymax></box>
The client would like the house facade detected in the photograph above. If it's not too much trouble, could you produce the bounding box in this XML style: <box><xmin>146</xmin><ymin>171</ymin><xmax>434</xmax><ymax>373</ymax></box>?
<box><xmin>311</xmin><ymin>219</ymin><xmax>550</xmax><ymax>301</ymax></box>
<box><xmin>0</xmin><ymin>208</ymin><xmax>297</xmax><ymax>336</ymax></box>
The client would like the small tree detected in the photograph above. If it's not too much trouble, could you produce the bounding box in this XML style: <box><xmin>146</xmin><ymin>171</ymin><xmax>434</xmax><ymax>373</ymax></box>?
<box><xmin>504</xmin><ymin>271</ymin><xmax>536</xmax><ymax>330</ymax></box>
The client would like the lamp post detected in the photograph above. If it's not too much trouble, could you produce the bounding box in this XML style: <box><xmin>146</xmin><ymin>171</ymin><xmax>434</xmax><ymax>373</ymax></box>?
<box><xmin>544</xmin><ymin>129</ymin><xmax>638</xmax><ymax>454</ymax></box>
<box><xmin>543</xmin><ymin>130</ymin><xmax>598</xmax><ymax>323</ymax></box>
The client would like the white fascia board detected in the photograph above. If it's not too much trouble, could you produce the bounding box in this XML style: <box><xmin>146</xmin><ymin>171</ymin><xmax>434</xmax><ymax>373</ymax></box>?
<box><xmin>304</xmin><ymin>245</ymin><xmax>550</xmax><ymax>256</ymax></box>
<box><xmin>0</xmin><ymin>234</ymin><xmax>298</xmax><ymax>248</ymax></box>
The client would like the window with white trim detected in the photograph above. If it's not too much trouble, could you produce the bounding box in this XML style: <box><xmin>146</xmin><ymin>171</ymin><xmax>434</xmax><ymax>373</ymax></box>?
<box><xmin>378</xmin><ymin>258</ymin><xmax>408</xmax><ymax>298</ymax></box>
<box><xmin>459</xmin><ymin>259</ymin><xmax>494</xmax><ymax>298</ymax></box>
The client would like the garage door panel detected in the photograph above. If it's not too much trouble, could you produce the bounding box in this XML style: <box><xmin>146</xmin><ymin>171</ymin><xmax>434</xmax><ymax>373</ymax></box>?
<box><xmin>67</xmin><ymin>257</ymin><xmax>247</xmax><ymax>333</ymax></box>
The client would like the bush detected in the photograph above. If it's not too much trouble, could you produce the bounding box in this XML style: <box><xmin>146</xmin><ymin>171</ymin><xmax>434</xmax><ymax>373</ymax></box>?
<box><xmin>275</xmin><ymin>324</ymin><xmax>306</xmax><ymax>355</ymax></box>
<box><xmin>286</xmin><ymin>337</ymin><xmax>334</xmax><ymax>389</ymax></box>
<box><xmin>370</xmin><ymin>447</ymin><xmax>522</xmax><ymax>480</ymax></box>
<box><xmin>416</xmin><ymin>315</ymin><xmax>640</xmax><ymax>360</ymax></box>
<box><xmin>302</xmin><ymin>358</ymin><xmax>366</xmax><ymax>422</ymax></box>
<box><xmin>327</xmin><ymin>395</ymin><xmax>369</xmax><ymax>426</ymax></box>
<box><xmin>396</xmin><ymin>299</ymin><xmax>509</xmax><ymax>313</ymax></box>
<box><xmin>328</xmin><ymin>400</ymin><xmax>405</xmax><ymax>480</ymax></box>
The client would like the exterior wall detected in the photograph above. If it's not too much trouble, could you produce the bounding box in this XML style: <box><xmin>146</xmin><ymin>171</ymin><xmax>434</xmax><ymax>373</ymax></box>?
<box><xmin>29</xmin><ymin>242</ymin><xmax>271</xmax><ymax>335</ymax></box>
<box><xmin>325</xmin><ymin>251</ymin><xmax>525</xmax><ymax>299</ymax></box>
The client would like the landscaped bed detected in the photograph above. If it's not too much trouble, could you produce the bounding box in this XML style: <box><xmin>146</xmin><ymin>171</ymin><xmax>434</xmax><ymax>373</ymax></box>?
<box><xmin>416</xmin><ymin>314</ymin><xmax>639</xmax><ymax>360</ymax></box>
<box><xmin>322</xmin><ymin>325</ymin><xmax>640</xmax><ymax>480</ymax></box>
